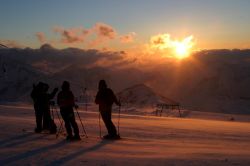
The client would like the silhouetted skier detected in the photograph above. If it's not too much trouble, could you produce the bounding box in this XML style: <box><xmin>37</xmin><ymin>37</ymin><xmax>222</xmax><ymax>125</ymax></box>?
<box><xmin>95</xmin><ymin>80</ymin><xmax>121</xmax><ymax>139</ymax></box>
<box><xmin>31</xmin><ymin>82</ymin><xmax>58</xmax><ymax>133</ymax></box>
<box><xmin>42</xmin><ymin>83</ymin><xmax>58</xmax><ymax>133</ymax></box>
<box><xmin>57</xmin><ymin>81</ymin><xmax>80</xmax><ymax>140</ymax></box>
<box><xmin>31</xmin><ymin>82</ymin><xmax>44</xmax><ymax>133</ymax></box>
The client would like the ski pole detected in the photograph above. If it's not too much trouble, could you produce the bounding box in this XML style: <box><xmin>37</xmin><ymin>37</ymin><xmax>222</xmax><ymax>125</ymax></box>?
<box><xmin>55</xmin><ymin>107</ymin><xmax>64</xmax><ymax>138</ymax></box>
<box><xmin>56</xmin><ymin>120</ymin><xmax>64</xmax><ymax>138</ymax></box>
<box><xmin>51</xmin><ymin>106</ymin><xmax>55</xmax><ymax>120</ymax></box>
<box><xmin>53</xmin><ymin>104</ymin><xmax>64</xmax><ymax>138</ymax></box>
<box><xmin>75</xmin><ymin>108</ymin><xmax>88</xmax><ymax>138</ymax></box>
<box><xmin>55</xmin><ymin>106</ymin><xmax>63</xmax><ymax>127</ymax></box>
<box><xmin>99</xmin><ymin>111</ymin><xmax>102</xmax><ymax>138</ymax></box>
<box><xmin>118</xmin><ymin>104</ymin><xmax>121</xmax><ymax>136</ymax></box>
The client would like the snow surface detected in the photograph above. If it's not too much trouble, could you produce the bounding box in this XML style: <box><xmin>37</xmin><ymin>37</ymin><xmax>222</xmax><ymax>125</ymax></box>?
<box><xmin>0</xmin><ymin>104</ymin><xmax>250</xmax><ymax>166</ymax></box>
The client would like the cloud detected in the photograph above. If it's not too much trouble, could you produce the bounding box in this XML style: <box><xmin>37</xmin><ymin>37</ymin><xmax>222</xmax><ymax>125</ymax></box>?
<box><xmin>120</xmin><ymin>32</ymin><xmax>136</xmax><ymax>43</ymax></box>
<box><xmin>35</xmin><ymin>32</ymin><xmax>46</xmax><ymax>43</ymax></box>
<box><xmin>51</xmin><ymin>23</ymin><xmax>117</xmax><ymax>47</ymax></box>
<box><xmin>0</xmin><ymin>39</ymin><xmax>24</xmax><ymax>48</ymax></box>
<box><xmin>148</xmin><ymin>33</ymin><xmax>195</xmax><ymax>60</ymax></box>
<box><xmin>53</xmin><ymin>26</ymin><xmax>89</xmax><ymax>44</ymax></box>
<box><xmin>94</xmin><ymin>23</ymin><xmax>116</xmax><ymax>39</ymax></box>
<box><xmin>35</xmin><ymin>22</ymin><xmax>144</xmax><ymax>49</ymax></box>
<box><xmin>150</xmin><ymin>34</ymin><xmax>195</xmax><ymax>50</ymax></box>
<box><xmin>88</xmin><ymin>23</ymin><xmax>117</xmax><ymax>47</ymax></box>
<box><xmin>150</xmin><ymin>34</ymin><xmax>172</xmax><ymax>49</ymax></box>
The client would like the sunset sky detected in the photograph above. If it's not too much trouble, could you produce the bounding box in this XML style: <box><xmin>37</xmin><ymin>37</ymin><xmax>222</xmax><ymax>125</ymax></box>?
<box><xmin>1</xmin><ymin>0</ymin><xmax>250</xmax><ymax>50</ymax></box>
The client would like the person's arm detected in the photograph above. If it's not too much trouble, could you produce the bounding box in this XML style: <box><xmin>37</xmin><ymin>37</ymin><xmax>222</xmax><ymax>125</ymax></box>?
<box><xmin>111</xmin><ymin>89</ymin><xmax>121</xmax><ymax>106</ymax></box>
<box><xmin>30</xmin><ymin>84</ymin><xmax>37</xmax><ymax>100</ymax></box>
<box><xmin>49</xmin><ymin>88</ymin><xmax>58</xmax><ymax>100</ymax></box>
<box><xmin>30</xmin><ymin>89</ymin><xmax>35</xmax><ymax>100</ymax></box>
<box><xmin>95</xmin><ymin>91</ymin><xmax>100</xmax><ymax>104</ymax></box>
<box><xmin>69</xmin><ymin>91</ymin><xmax>75</xmax><ymax>107</ymax></box>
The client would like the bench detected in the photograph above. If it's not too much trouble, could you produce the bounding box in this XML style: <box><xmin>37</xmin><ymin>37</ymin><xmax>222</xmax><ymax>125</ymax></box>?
<box><xmin>155</xmin><ymin>103</ymin><xmax>181</xmax><ymax>117</ymax></box>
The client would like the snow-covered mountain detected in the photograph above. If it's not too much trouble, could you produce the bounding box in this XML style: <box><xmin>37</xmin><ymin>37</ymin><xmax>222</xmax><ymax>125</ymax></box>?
<box><xmin>118</xmin><ymin>84</ymin><xmax>178</xmax><ymax>107</ymax></box>
<box><xmin>1</xmin><ymin>45</ymin><xmax>250</xmax><ymax>114</ymax></box>
<box><xmin>0</xmin><ymin>44</ymin><xmax>147</xmax><ymax>102</ymax></box>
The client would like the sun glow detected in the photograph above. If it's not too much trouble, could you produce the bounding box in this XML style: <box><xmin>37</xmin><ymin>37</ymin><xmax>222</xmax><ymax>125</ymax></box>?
<box><xmin>172</xmin><ymin>36</ymin><xmax>194</xmax><ymax>59</ymax></box>
<box><xmin>150</xmin><ymin>34</ymin><xmax>195</xmax><ymax>59</ymax></box>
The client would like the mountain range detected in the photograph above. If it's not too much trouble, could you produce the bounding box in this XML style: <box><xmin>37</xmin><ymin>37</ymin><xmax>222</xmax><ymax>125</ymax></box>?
<box><xmin>1</xmin><ymin>44</ymin><xmax>250</xmax><ymax>114</ymax></box>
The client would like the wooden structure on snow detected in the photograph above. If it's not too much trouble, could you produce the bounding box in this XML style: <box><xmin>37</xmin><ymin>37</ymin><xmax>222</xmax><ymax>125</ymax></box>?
<box><xmin>155</xmin><ymin>96</ymin><xmax>181</xmax><ymax>117</ymax></box>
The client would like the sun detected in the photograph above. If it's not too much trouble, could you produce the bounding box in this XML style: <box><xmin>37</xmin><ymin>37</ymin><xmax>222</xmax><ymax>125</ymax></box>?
<box><xmin>174</xmin><ymin>42</ymin><xmax>189</xmax><ymax>59</ymax></box>
<box><xmin>172</xmin><ymin>36</ymin><xmax>194</xmax><ymax>59</ymax></box>
<box><xmin>150</xmin><ymin>34</ymin><xmax>195</xmax><ymax>59</ymax></box>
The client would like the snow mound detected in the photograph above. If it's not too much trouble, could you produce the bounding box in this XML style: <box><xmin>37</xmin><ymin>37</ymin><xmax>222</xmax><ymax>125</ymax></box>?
<box><xmin>117</xmin><ymin>84</ymin><xmax>178</xmax><ymax>107</ymax></box>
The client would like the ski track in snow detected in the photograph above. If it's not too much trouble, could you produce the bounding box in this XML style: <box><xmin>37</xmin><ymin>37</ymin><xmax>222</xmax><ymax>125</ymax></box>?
<box><xmin>0</xmin><ymin>104</ymin><xmax>250</xmax><ymax>166</ymax></box>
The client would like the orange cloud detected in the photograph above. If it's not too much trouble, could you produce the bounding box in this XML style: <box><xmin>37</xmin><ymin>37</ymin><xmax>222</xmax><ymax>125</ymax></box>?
<box><xmin>94</xmin><ymin>23</ymin><xmax>116</xmax><ymax>39</ymax></box>
<box><xmin>88</xmin><ymin>23</ymin><xmax>117</xmax><ymax>47</ymax></box>
<box><xmin>150</xmin><ymin>34</ymin><xmax>172</xmax><ymax>49</ymax></box>
<box><xmin>150</xmin><ymin>34</ymin><xmax>194</xmax><ymax>50</ymax></box>
<box><xmin>35</xmin><ymin>32</ymin><xmax>46</xmax><ymax>43</ymax></box>
<box><xmin>0</xmin><ymin>39</ymin><xmax>24</xmax><ymax>48</ymax></box>
<box><xmin>53</xmin><ymin>26</ymin><xmax>89</xmax><ymax>44</ymax></box>
<box><xmin>120</xmin><ymin>32</ymin><xmax>136</xmax><ymax>43</ymax></box>
<box><xmin>51</xmin><ymin>23</ymin><xmax>117</xmax><ymax>47</ymax></box>
<box><xmin>36</xmin><ymin>23</ymin><xmax>140</xmax><ymax>48</ymax></box>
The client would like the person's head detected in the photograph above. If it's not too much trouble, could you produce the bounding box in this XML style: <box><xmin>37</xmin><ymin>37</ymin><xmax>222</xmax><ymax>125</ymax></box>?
<box><xmin>98</xmin><ymin>80</ymin><xmax>107</xmax><ymax>90</ymax></box>
<box><xmin>62</xmin><ymin>81</ymin><xmax>70</xmax><ymax>91</ymax></box>
<box><xmin>43</xmin><ymin>83</ymin><xmax>49</xmax><ymax>92</ymax></box>
<box><xmin>36</xmin><ymin>82</ymin><xmax>44</xmax><ymax>92</ymax></box>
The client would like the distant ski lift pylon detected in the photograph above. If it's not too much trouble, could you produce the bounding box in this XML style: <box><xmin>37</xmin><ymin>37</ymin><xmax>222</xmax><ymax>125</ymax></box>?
<box><xmin>78</xmin><ymin>86</ymin><xmax>90</xmax><ymax>111</ymax></box>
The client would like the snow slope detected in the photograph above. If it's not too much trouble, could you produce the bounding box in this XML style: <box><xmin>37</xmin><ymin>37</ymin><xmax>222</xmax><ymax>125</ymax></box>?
<box><xmin>0</xmin><ymin>104</ymin><xmax>250</xmax><ymax>166</ymax></box>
